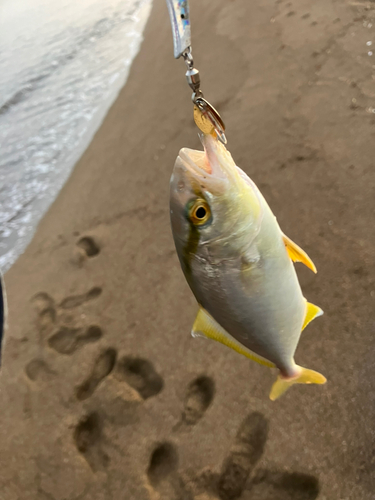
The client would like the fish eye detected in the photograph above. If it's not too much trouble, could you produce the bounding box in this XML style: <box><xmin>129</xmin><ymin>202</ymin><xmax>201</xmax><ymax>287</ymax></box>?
<box><xmin>188</xmin><ymin>199</ymin><xmax>211</xmax><ymax>226</ymax></box>
<box><xmin>195</xmin><ymin>206</ymin><xmax>207</xmax><ymax>219</ymax></box>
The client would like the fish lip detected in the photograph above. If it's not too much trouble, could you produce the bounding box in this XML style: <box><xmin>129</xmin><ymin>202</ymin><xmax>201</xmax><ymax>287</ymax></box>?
<box><xmin>179</xmin><ymin>148</ymin><xmax>199</xmax><ymax>170</ymax></box>
<box><xmin>178</xmin><ymin>148</ymin><xmax>210</xmax><ymax>178</ymax></box>
<box><xmin>200</xmin><ymin>134</ymin><xmax>229</xmax><ymax>174</ymax></box>
<box><xmin>178</xmin><ymin>142</ymin><xmax>225</xmax><ymax>180</ymax></box>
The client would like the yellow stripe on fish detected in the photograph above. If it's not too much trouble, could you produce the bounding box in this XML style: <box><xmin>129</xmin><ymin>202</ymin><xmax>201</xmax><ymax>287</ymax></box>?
<box><xmin>192</xmin><ymin>307</ymin><xmax>275</xmax><ymax>367</ymax></box>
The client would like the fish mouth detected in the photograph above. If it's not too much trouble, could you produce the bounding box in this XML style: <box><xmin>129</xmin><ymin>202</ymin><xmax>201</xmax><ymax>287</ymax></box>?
<box><xmin>178</xmin><ymin>148</ymin><xmax>210</xmax><ymax>177</ymax></box>
<box><xmin>178</xmin><ymin>134</ymin><xmax>229</xmax><ymax>181</ymax></box>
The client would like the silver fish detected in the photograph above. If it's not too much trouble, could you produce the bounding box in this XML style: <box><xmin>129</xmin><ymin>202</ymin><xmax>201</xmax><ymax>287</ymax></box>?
<box><xmin>170</xmin><ymin>134</ymin><xmax>326</xmax><ymax>400</ymax></box>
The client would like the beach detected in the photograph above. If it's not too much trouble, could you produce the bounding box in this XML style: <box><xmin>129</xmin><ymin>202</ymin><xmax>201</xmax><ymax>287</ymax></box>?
<box><xmin>1</xmin><ymin>0</ymin><xmax>375</xmax><ymax>498</ymax></box>
<box><xmin>0</xmin><ymin>0</ymin><xmax>152</xmax><ymax>271</ymax></box>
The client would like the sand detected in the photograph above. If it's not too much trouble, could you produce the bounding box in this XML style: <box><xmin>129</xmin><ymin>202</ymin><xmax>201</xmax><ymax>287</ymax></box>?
<box><xmin>1</xmin><ymin>0</ymin><xmax>375</xmax><ymax>498</ymax></box>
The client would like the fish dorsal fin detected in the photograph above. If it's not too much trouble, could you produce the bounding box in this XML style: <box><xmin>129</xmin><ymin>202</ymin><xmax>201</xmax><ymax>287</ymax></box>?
<box><xmin>191</xmin><ymin>307</ymin><xmax>275</xmax><ymax>368</ymax></box>
<box><xmin>302</xmin><ymin>301</ymin><xmax>323</xmax><ymax>331</ymax></box>
<box><xmin>282</xmin><ymin>233</ymin><xmax>317</xmax><ymax>274</ymax></box>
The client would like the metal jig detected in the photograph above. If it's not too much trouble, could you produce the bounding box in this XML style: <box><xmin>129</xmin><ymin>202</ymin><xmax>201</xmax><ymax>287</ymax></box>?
<box><xmin>166</xmin><ymin>0</ymin><xmax>227</xmax><ymax>144</ymax></box>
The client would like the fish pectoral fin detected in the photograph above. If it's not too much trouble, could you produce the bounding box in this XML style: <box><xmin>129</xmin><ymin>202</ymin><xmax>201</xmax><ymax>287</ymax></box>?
<box><xmin>302</xmin><ymin>301</ymin><xmax>324</xmax><ymax>331</ymax></box>
<box><xmin>282</xmin><ymin>233</ymin><xmax>317</xmax><ymax>274</ymax></box>
<box><xmin>191</xmin><ymin>307</ymin><xmax>274</xmax><ymax>368</ymax></box>
<box><xmin>269</xmin><ymin>366</ymin><xmax>327</xmax><ymax>401</ymax></box>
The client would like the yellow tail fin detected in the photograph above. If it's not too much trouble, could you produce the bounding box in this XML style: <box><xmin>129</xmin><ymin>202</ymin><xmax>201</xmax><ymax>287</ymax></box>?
<box><xmin>269</xmin><ymin>367</ymin><xmax>326</xmax><ymax>401</ymax></box>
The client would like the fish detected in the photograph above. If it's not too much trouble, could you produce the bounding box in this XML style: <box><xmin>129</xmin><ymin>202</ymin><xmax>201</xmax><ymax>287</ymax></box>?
<box><xmin>169</xmin><ymin>133</ymin><xmax>326</xmax><ymax>400</ymax></box>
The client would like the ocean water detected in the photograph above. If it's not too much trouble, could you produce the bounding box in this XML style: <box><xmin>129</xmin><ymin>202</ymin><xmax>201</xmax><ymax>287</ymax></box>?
<box><xmin>0</xmin><ymin>0</ymin><xmax>152</xmax><ymax>272</ymax></box>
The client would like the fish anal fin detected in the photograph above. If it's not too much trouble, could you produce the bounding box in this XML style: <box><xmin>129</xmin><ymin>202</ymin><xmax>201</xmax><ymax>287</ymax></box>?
<box><xmin>302</xmin><ymin>301</ymin><xmax>323</xmax><ymax>331</ymax></box>
<box><xmin>282</xmin><ymin>234</ymin><xmax>317</xmax><ymax>274</ymax></box>
<box><xmin>192</xmin><ymin>307</ymin><xmax>274</xmax><ymax>368</ymax></box>
<box><xmin>269</xmin><ymin>366</ymin><xmax>326</xmax><ymax>401</ymax></box>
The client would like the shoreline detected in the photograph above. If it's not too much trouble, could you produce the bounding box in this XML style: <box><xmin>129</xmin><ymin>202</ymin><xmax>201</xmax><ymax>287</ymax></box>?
<box><xmin>0</xmin><ymin>0</ymin><xmax>152</xmax><ymax>273</ymax></box>
<box><xmin>1</xmin><ymin>0</ymin><xmax>375</xmax><ymax>498</ymax></box>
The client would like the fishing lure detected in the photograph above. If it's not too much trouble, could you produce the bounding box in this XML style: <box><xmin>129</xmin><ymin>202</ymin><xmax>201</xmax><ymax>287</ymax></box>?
<box><xmin>166</xmin><ymin>1</ymin><xmax>326</xmax><ymax>400</ymax></box>
<box><xmin>166</xmin><ymin>0</ymin><xmax>226</xmax><ymax>144</ymax></box>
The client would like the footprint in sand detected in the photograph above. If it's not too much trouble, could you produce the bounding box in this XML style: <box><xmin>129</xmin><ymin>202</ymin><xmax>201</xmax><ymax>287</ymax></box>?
<box><xmin>28</xmin><ymin>287</ymin><xmax>103</xmax><ymax>380</ymax></box>
<box><xmin>25</xmin><ymin>358</ymin><xmax>55</xmax><ymax>381</ymax></box>
<box><xmin>250</xmin><ymin>469</ymin><xmax>320</xmax><ymax>500</ymax></box>
<box><xmin>217</xmin><ymin>412</ymin><xmax>268</xmax><ymax>499</ymax></box>
<box><xmin>115</xmin><ymin>356</ymin><xmax>164</xmax><ymax>399</ymax></box>
<box><xmin>74</xmin><ymin>412</ymin><xmax>109</xmax><ymax>471</ymax></box>
<box><xmin>48</xmin><ymin>325</ymin><xmax>102</xmax><ymax>355</ymax></box>
<box><xmin>183</xmin><ymin>411</ymin><xmax>320</xmax><ymax>500</ymax></box>
<box><xmin>147</xmin><ymin>442</ymin><xmax>192</xmax><ymax>500</ymax></box>
<box><xmin>31</xmin><ymin>285</ymin><xmax>102</xmax><ymax>339</ymax></box>
<box><xmin>31</xmin><ymin>292</ymin><xmax>56</xmax><ymax>332</ymax></box>
<box><xmin>73</xmin><ymin>235</ymin><xmax>100</xmax><ymax>266</ymax></box>
<box><xmin>182</xmin><ymin>375</ymin><xmax>215</xmax><ymax>426</ymax></box>
<box><xmin>76</xmin><ymin>348</ymin><xmax>117</xmax><ymax>401</ymax></box>
<box><xmin>76</xmin><ymin>236</ymin><xmax>100</xmax><ymax>258</ymax></box>
<box><xmin>59</xmin><ymin>286</ymin><xmax>102</xmax><ymax>309</ymax></box>
<box><xmin>147</xmin><ymin>442</ymin><xmax>179</xmax><ymax>484</ymax></box>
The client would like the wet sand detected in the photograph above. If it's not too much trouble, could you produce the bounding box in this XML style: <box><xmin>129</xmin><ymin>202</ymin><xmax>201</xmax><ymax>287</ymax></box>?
<box><xmin>1</xmin><ymin>0</ymin><xmax>375</xmax><ymax>498</ymax></box>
